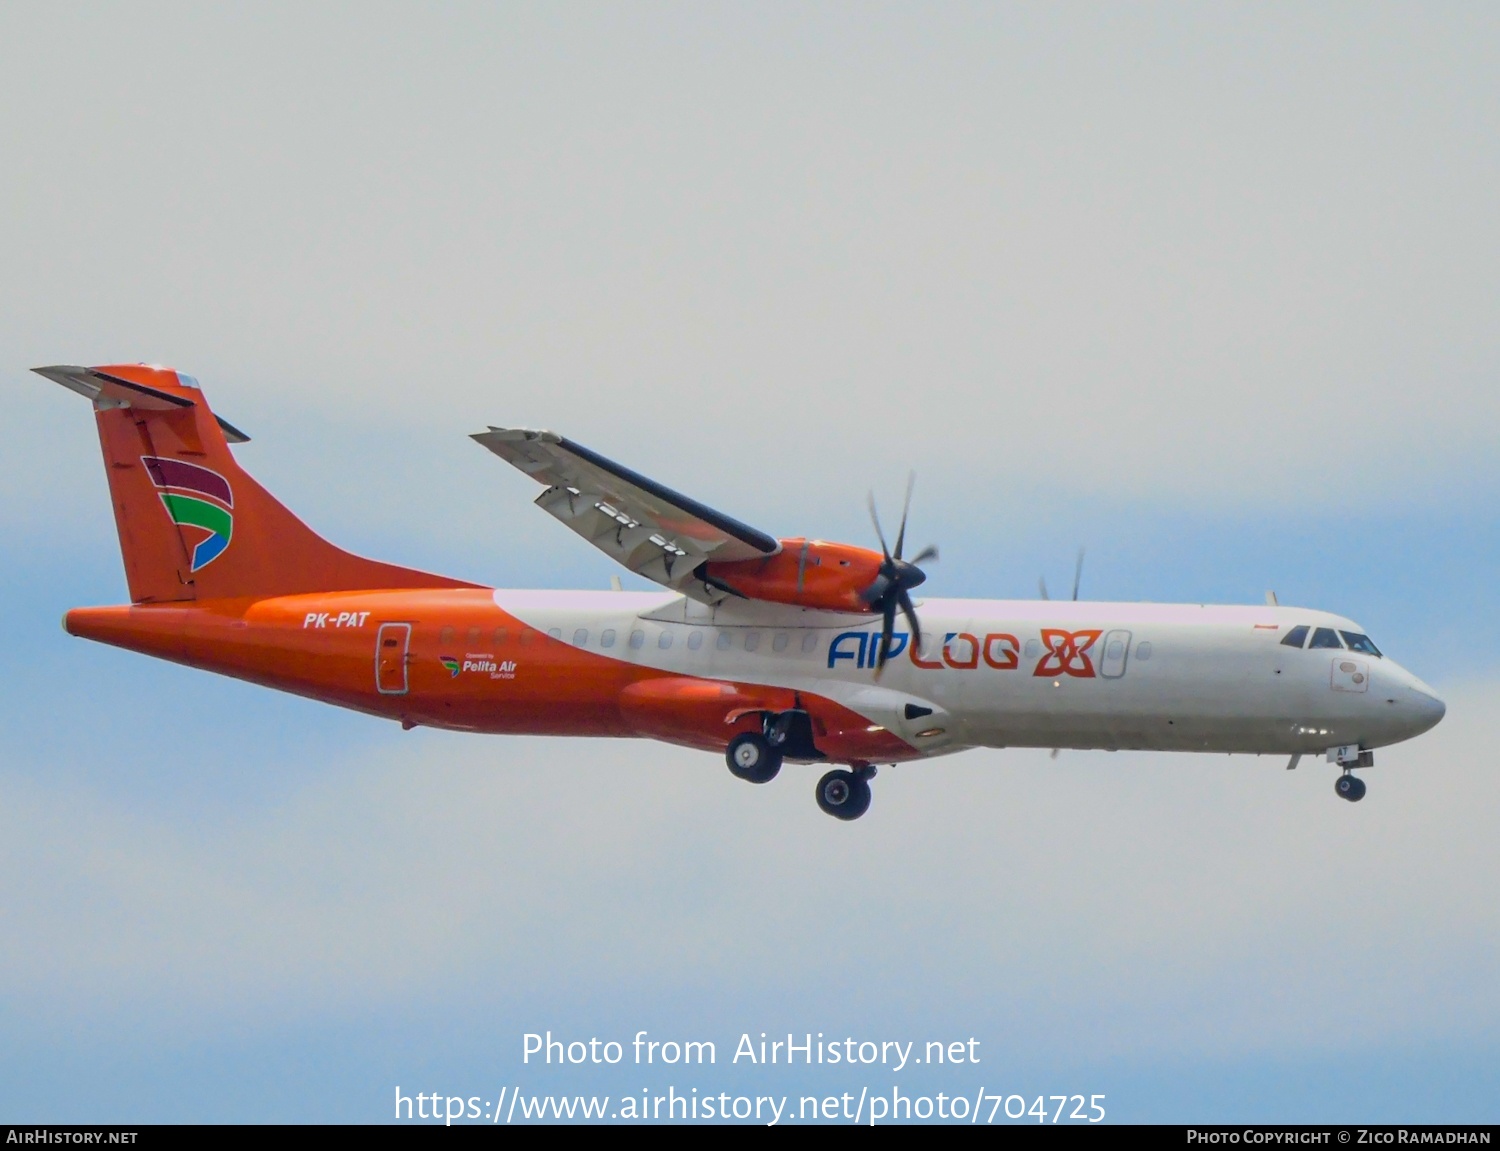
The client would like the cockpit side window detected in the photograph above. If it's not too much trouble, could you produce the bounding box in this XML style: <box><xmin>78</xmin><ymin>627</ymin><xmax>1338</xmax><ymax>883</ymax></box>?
<box><xmin>1340</xmin><ymin>631</ymin><xmax>1382</xmax><ymax>657</ymax></box>
<box><xmin>1308</xmin><ymin>627</ymin><xmax>1344</xmax><ymax>649</ymax></box>
<box><xmin>1281</xmin><ymin>625</ymin><xmax>1309</xmax><ymax>648</ymax></box>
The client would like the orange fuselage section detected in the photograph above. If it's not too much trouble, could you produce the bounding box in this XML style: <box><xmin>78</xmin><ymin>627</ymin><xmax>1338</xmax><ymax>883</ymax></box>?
<box><xmin>63</xmin><ymin>589</ymin><xmax>916</xmax><ymax>763</ymax></box>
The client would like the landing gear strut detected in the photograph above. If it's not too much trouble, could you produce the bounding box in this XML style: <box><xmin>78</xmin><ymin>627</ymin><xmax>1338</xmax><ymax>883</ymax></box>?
<box><xmin>1335</xmin><ymin>773</ymin><xmax>1367</xmax><ymax>802</ymax></box>
<box><xmin>726</xmin><ymin>732</ymin><xmax>781</xmax><ymax>784</ymax></box>
<box><xmin>815</xmin><ymin>766</ymin><xmax>874</xmax><ymax>821</ymax></box>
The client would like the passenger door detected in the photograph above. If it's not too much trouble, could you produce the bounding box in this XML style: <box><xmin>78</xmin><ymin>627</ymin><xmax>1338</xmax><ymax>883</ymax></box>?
<box><xmin>376</xmin><ymin>623</ymin><xmax>412</xmax><ymax>695</ymax></box>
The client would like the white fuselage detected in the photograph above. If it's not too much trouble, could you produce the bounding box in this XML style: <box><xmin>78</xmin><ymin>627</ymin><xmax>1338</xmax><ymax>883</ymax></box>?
<box><xmin>493</xmin><ymin>590</ymin><xmax>1446</xmax><ymax>760</ymax></box>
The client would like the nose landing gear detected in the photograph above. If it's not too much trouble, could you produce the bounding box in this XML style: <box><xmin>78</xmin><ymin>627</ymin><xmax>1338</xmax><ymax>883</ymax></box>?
<box><xmin>1328</xmin><ymin>745</ymin><xmax>1371</xmax><ymax>802</ymax></box>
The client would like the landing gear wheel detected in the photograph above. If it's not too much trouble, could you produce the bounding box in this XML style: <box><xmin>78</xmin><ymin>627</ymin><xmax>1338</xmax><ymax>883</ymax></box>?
<box><xmin>1335</xmin><ymin>773</ymin><xmax>1367</xmax><ymax>802</ymax></box>
<box><xmin>815</xmin><ymin>769</ymin><xmax>872</xmax><ymax>821</ymax></box>
<box><xmin>726</xmin><ymin>733</ymin><xmax>782</xmax><ymax>784</ymax></box>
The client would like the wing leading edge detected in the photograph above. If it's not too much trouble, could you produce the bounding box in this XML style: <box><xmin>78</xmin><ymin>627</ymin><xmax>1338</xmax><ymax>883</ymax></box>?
<box><xmin>472</xmin><ymin>427</ymin><xmax>779</xmax><ymax>600</ymax></box>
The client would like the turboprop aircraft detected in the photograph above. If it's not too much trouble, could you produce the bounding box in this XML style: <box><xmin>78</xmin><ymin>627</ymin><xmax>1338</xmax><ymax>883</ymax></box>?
<box><xmin>38</xmin><ymin>363</ymin><xmax>1446</xmax><ymax>820</ymax></box>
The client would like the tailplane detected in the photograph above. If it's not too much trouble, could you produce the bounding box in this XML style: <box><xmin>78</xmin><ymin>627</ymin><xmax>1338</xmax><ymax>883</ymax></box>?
<box><xmin>36</xmin><ymin>364</ymin><xmax>476</xmax><ymax>603</ymax></box>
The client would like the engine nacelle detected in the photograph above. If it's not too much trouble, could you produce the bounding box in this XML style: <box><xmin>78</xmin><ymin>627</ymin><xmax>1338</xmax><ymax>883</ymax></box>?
<box><xmin>702</xmin><ymin>538</ymin><xmax>884</xmax><ymax>612</ymax></box>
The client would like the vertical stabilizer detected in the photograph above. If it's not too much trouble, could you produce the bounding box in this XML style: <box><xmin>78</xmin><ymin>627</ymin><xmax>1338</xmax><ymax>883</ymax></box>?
<box><xmin>35</xmin><ymin>364</ymin><xmax>477</xmax><ymax>603</ymax></box>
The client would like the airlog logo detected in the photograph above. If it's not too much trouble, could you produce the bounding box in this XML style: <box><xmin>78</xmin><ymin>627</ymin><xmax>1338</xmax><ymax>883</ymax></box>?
<box><xmin>829</xmin><ymin>628</ymin><xmax>1102</xmax><ymax>677</ymax></box>
<box><xmin>1034</xmin><ymin>629</ymin><xmax>1102</xmax><ymax>678</ymax></box>
<box><xmin>142</xmin><ymin>456</ymin><xmax>233</xmax><ymax>571</ymax></box>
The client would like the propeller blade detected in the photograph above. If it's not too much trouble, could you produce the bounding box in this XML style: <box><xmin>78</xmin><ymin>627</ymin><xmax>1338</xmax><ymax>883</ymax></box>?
<box><xmin>1071</xmin><ymin>547</ymin><xmax>1085</xmax><ymax>601</ymax></box>
<box><xmin>872</xmin><ymin>598</ymin><xmax>898</xmax><ymax>680</ymax></box>
<box><xmin>909</xmin><ymin>544</ymin><xmax>938</xmax><ymax>566</ymax></box>
<box><xmin>867</xmin><ymin>493</ymin><xmax>890</xmax><ymax>560</ymax></box>
<box><xmin>897</xmin><ymin>589</ymin><xmax>922</xmax><ymax>655</ymax></box>
<box><xmin>893</xmin><ymin>472</ymin><xmax>914</xmax><ymax>561</ymax></box>
<box><xmin>1049</xmin><ymin>748</ymin><xmax>1061</xmax><ymax>760</ymax></box>
<box><xmin>797</xmin><ymin>539</ymin><xmax>810</xmax><ymax>594</ymax></box>
<box><xmin>1038</xmin><ymin>576</ymin><xmax>1050</xmax><ymax>600</ymax></box>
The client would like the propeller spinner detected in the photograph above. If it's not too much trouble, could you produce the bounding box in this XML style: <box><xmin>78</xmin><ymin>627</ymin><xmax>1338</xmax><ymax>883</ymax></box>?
<box><xmin>861</xmin><ymin>474</ymin><xmax>938</xmax><ymax>677</ymax></box>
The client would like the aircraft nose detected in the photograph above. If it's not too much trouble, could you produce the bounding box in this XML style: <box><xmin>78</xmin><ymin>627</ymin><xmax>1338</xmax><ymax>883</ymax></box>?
<box><xmin>1411</xmin><ymin>686</ymin><xmax>1446</xmax><ymax>730</ymax></box>
<box><xmin>1396</xmin><ymin>670</ymin><xmax>1446</xmax><ymax>735</ymax></box>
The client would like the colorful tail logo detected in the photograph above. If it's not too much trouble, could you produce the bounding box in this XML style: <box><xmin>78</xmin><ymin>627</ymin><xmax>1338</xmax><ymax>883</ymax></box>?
<box><xmin>142</xmin><ymin>456</ymin><xmax>234</xmax><ymax>571</ymax></box>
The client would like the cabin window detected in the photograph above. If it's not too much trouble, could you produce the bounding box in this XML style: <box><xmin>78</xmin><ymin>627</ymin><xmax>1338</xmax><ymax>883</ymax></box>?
<box><xmin>629</xmin><ymin>629</ymin><xmax>645</xmax><ymax>649</ymax></box>
<box><xmin>744</xmin><ymin>631</ymin><xmax>761</xmax><ymax>652</ymax></box>
<box><xmin>1340</xmin><ymin>631</ymin><xmax>1382</xmax><ymax>657</ymax></box>
<box><xmin>1281</xmin><ymin>625</ymin><xmax>1309</xmax><ymax>648</ymax></box>
<box><xmin>1309</xmin><ymin>627</ymin><xmax>1343</xmax><ymax>650</ymax></box>
<box><xmin>772</xmin><ymin>633</ymin><xmax>789</xmax><ymax>653</ymax></box>
<box><xmin>1136</xmin><ymin>641</ymin><xmax>1153</xmax><ymax>660</ymax></box>
<box><xmin>519</xmin><ymin>629</ymin><xmax>534</xmax><ymax>646</ymax></box>
<box><xmin>715</xmin><ymin>631</ymin><xmax>732</xmax><ymax>651</ymax></box>
<box><xmin>658</xmin><ymin>631</ymin><xmax>673</xmax><ymax>649</ymax></box>
<box><xmin>600</xmin><ymin>629</ymin><xmax>616</xmax><ymax>648</ymax></box>
<box><xmin>493</xmin><ymin>627</ymin><xmax>508</xmax><ymax>646</ymax></box>
<box><xmin>801</xmin><ymin>632</ymin><xmax>819</xmax><ymax>654</ymax></box>
<box><xmin>1024</xmin><ymin>638</ymin><xmax>1040</xmax><ymax>658</ymax></box>
<box><xmin>573</xmin><ymin>628</ymin><xmax>588</xmax><ymax>646</ymax></box>
<box><xmin>440</xmin><ymin>626</ymin><xmax>455</xmax><ymax>646</ymax></box>
<box><xmin>466</xmin><ymin>626</ymin><xmax>481</xmax><ymax>647</ymax></box>
<box><xmin>687</xmin><ymin>631</ymin><xmax>703</xmax><ymax>650</ymax></box>
<box><xmin>547</xmin><ymin>627</ymin><xmax>562</xmax><ymax>640</ymax></box>
<box><xmin>1106</xmin><ymin>639</ymin><xmax>1124</xmax><ymax>660</ymax></box>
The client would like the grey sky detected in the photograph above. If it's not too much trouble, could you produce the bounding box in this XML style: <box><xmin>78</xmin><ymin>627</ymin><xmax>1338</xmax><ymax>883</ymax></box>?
<box><xmin>4</xmin><ymin>3</ymin><xmax>1498</xmax><ymax>529</ymax></box>
<box><xmin>4</xmin><ymin>682</ymin><xmax>1496</xmax><ymax>1063</ymax></box>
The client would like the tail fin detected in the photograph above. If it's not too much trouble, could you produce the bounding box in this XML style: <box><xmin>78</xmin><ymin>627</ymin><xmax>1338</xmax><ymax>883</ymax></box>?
<box><xmin>36</xmin><ymin>364</ymin><xmax>477</xmax><ymax>603</ymax></box>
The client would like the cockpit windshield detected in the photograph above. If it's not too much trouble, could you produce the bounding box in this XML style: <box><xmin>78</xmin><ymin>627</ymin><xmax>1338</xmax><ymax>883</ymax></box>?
<box><xmin>1281</xmin><ymin>623</ymin><xmax>1383</xmax><ymax>657</ymax></box>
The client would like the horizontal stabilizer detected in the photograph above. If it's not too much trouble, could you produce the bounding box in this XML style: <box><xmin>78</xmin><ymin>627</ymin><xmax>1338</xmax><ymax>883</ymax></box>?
<box><xmin>34</xmin><ymin>364</ymin><xmax>251</xmax><ymax>442</ymax></box>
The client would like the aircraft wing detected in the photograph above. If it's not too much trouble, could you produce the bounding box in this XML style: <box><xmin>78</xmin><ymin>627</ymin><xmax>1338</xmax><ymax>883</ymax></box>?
<box><xmin>472</xmin><ymin>427</ymin><xmax>780</xmax><ymax>597</ymax></box>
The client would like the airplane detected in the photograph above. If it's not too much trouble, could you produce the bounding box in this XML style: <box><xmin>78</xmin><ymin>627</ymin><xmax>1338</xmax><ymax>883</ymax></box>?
<box><xmin>36</xmin><ymin>363</ymin><xmax>1446</xmax><ymax>820</ymax></box>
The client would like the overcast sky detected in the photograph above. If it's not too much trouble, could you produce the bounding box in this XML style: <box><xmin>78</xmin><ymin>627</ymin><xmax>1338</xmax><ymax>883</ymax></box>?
<box><xmin>1</xmin><ymin>2</ymin><xmax>1496</xmax><ymax>1123</ymax></box>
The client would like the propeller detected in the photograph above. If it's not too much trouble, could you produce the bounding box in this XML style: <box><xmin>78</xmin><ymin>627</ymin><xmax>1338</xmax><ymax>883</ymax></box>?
<box><xmin>1039</xmin><ymin>547</ymin><xmax>1086</xmax><ymax>602</ymax></box>
<box><xmin>862</xmin><ymin>474</ymin><xmax>938</xmax><ymax>676</ymax></box>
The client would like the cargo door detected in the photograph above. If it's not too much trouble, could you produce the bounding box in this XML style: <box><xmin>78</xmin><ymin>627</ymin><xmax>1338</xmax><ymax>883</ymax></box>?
<box><xmin>376</xmin><ymin>622</ymin><xmax>412</xmax><ymax>695</ymax></box>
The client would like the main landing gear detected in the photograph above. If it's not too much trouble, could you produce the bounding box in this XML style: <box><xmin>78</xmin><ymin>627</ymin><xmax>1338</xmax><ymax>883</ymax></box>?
<box><xmin>815</xmin><ymin>766</ymin><xmax>875</xmax><ymax>822</ymax></box>
<box><xmin>1335</xmin><ymin>772</ymin><xmax>1367</xmax><ymax>802</ymax></box>
<box><xmin>722</xmin><ymin>714</ymin><xmax>877</xmax><ymax>820</ymax></box>
<box><xmin>724</xmin><ymin>708</ymin><xmax>819</xmax><ymax>787</ymax></box>
<box><xmin>726</xmin><ymin>732</ymin><xmax>782</xmax><ymax>784</ymax></box>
